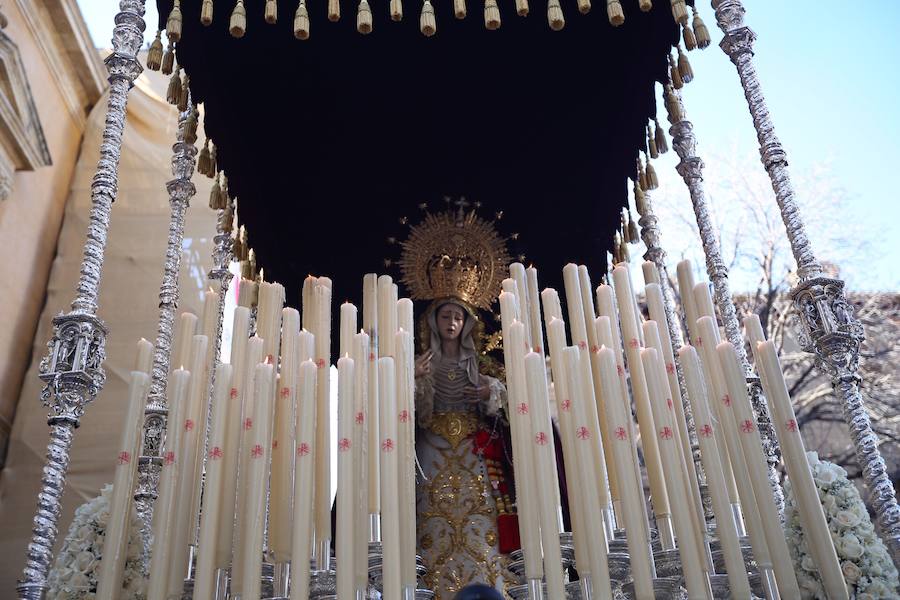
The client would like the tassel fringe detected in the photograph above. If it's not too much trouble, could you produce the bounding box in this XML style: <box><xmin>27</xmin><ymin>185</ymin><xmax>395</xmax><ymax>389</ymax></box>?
<box><xmin>420</xmin><ymin>0</ymin><xmax>436</xmax><ymax>35</ymax></box>
<box><xmin>669</xmin><ymin>53</ymin><xmax>683</xmax><ymax>89</ymax></box>
<box><xmin>207</xmin><ymin>142</ymin><xmax>217</xmax><ymax>177</ymax></box>
<box><xmin>576</xmin><ymin>0</ymin><xmax>589</xmax><ymax>14</ymax></box>
<box><xmin>654</xmin><ymin>119</ymin><xmax>668</xmax><ymax>154</ymax></box>
<box><xmin>454</xmin><ymin>0</ymin><xmax>467</xmax><ymax>19</ymax></box>
<box><xmin>606</xmin><ymin>0</ymin><xmax>623</xmax><ymax>25</ymax></box>
<box><xmin>547</xmin><ymin>0</ymin><xmax>564</xmax><ymax>30</ymax></box>
<box><xmin>693</xmin><ymin>8</ymin><xmax>710</xmax><ymax>49</ymax></box>
<box><xmin>645</xmin><ymin>158</ymin><xmax>658</xmax><ymax>190</ymax></box>
<box><xmin>358</xmin><ymin>0</ymin><xmax>373</xmax><ymax>33</ymax></box>
<box><xmin>294</xmin><ymin>1</ymin><xmax>310</xmax><ymax>38</ymax></box>
<box><xmin>201</xmin><ymin>0</ymin><xmax>214</xmax><ymax>25</ymax></box>
<box><xmin>198</xmin><ymin>140</ymin><xmax>211</xmax><ymax>175</ymax></box>
<box><xmin>391</xmin><ymin>0</ymin><xmax>403</xmax><ymax>21</ymax></box>
<box><xmin>634</xmin><ymin>181</ymin><xmax>647</xmax><ymax>216</ymax></box>
<box><xmin>638</xmin><ymin>0</ymin><xmax>651</xmax><ymax>12</ymax></box>
<box><xmin>677</xmin><ymin>45</ymin><xmax>694</xmax><ymax>83</ymax></box>
<box><xmin>665</xmin><ymin>86</ymin><xmax>682</xmax><ymax>123</ymax></box>
<box><xmin>177</xmin><ymin>74</ymin><xmax>190</xmax><ymax>112</ymax></box>
<box><xmin>210</xmin><ymin>174</ymin><xmax>222</xmax><ymax>209</ymax></box>
<box><xmin>266</xmin><ymin>0</ymin><xmax>278</xmax><ymax>23</ymax></box>
<box><xmin>166</xmin><ymin>0</ymin><xmax>183</xmax><ymax>43</ymax></box>
<box><xmin>161</xmin><ymin>44</ymin><xmax>175</xmax><ymax>75</ymax></box>
<box><xmin>230</xmin><ymin>0</ymin><xmax>247</xmax><ymax>37</ymax></box>
<box><xmin>166</xmin><ymin>67</ymin><xmax>182</xmax><ymax>106</ymax></box>
<box><xmin>147</xmin><ymin>31</ymin><xmax>163</xmax><ymax>71</ymax></box>
<box><xmin>516</xmin><ymin>0</ymin><xmax>529</xmax><ymax>16</ymax></box>
<box><xmin>484</xmin><ymin>0</ymin><xmax>501</xmax><ymax>29</ymax></box>
<box><xmin>647</xmin><ymin>125</ymin><xmax>658</xmax><ymax>159</ymax></box>
<box><xmin>670</xmin><ymin>0</ymin><xmax>687</xmax><ymax>24</ymax></box>
<box><xmin>628</xmin><ymin>213</ymin><xmax>639</xmax><ymax>243</ymax></box>
<box><xmin>682</xmin><ymin>23</ymin><xmax>696</xmax><ymax>50</ymax></box>
<box><xmin>637</xmin><ymin>158</ymin><xmax>647</xmax><ymax>192</ymax></box>
<box><xmin>184</xmin><ymin>109</ymin><xmax>198</xmax><ymax>145</ymax></box>
<box><xmin>329</xmin><ymin>0</ymin><xmax>341</xmax><ymax>22</ymax></box>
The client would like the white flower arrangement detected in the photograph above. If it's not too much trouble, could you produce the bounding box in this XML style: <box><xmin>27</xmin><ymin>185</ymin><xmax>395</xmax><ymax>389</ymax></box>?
<box><xmin>784</xmin><ymin>451</ymin><xmax>899</xmax><ymax>599</ymax></box>
<box><xmin>46</xmin><ymin>484</ymin><xmax>148</xmax><ymax>600</ymax></box>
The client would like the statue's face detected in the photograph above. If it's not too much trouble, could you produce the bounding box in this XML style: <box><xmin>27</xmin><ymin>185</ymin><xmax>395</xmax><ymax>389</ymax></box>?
<box><xmin>436</xmin><ymin>303</ymin><xmax>466</xmax><ymax>342</ymax></box>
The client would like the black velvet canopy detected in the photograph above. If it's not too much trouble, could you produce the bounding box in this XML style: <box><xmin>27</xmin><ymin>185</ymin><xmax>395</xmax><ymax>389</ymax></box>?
<box><xmin>158</xmin><ymin>0</ymin><xmax>683</xmax><ymax>306</ymax></box>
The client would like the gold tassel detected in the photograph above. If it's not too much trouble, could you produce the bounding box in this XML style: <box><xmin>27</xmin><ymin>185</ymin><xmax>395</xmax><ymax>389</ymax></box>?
<box><xmin>358</xmin><ymin>0</ymin><xmax>373</xmax><ymax>33</ymax></box>
<box><xmin>166</xmin><ymin>66</ymin><xmax>182</xmax><ymax>106</ymax></box>
<box><xmin>184</xmin><ymin>109</ymin><xmax>198</xmax><ymax>145</ymax></box>
<box><xmin>677</xmin><ymin>45</ymin><xmax>694</xmax><ymax>83</ymax></box>
<box><xmin>161</xmin><ymin>44</ymin><xmax>175</xmax><ymax>75</ymax></box>
<box><xmin>391</xmin><ymin>0</ymin><xmax>403</xmax><ymax>21</ymax></box>
<box><xmin>620</xmin><ymin>211</ymin><xmax>629</xmax><ymax>242</ymax></box>
<box><xmin>547</xmin><ymin>0</ymin><xmax>564</xmax><ymax>30</ymax></box>
<box><xmin>647</xmin><ymin>125</ymin><xmax>658</xmax><ymax>159</ymax></box>
<box><xmin>420</xmin><ymin>0</ymin><xmax>436</xmax><ymax>35</ymax></box>
<box><xmin>619</xmin><ymin>234</ymin><xmax>630</xmax><ymax>262</ymax></box>
<box><xmin>516</xmin><ymin>0</ymin><xmax>529</xmax><ymax>17</ymax></box>
<box><xmin>665</xmin><ymin>85</ymin><xmax>682</xmax><ymax>123</ymax></box>
<box><xmin>207</xmin><ymin>141</ymin><xmax>217</xmax><ymax>176</ymax></box>
<box><xmin>682</xmin><ymin>23</ymin><xmax>696</xmax><ymax>51</ymax></box>
<box><xmin>637</xmin><ymin>158</ymin><xmax>647</xmax><ymax>192</ymax></box>
<box><xmin>294</xmin><ymin>1</ymin><xmax>310</xmax><ymax>38</ymax></box>
<box><xmin>147</xmin><ymin>31</ymin><xmax>163</xmax><ymax>71</ymax></box>
<box><xmin>576</xmin><ymin>0</ymin><xmax>589</xmax><ymax>15</ymax></box>
<box><xmin>230</xmin><ymin>0</ymin><xmax>247</xmax><ymax>37</ymax></box>
<box><xmin>670</xmin><ymin>0</ymin><xmax>687</xmax><ymax>24</ymax></box>
<box><xmin>454</xmin><ymin>0</ymin><xmax>467</xmax><ymax>19</ymax></box>
<box><xmin>219</xmin><ymin>173</ymin><xmax>230</xmax><ymax>207</ymax></box>
<box><xmin>654</xmin><ymin>119</ymin><xmax>668</xmax><ymax>153</ymax></box>
<box><xmin>628</xmin><ymin>213</ymin><xmax>639</xmax><ymax>243</ymax></box>
<box><xmin>693</xmin><ymin>8</ymin><xmax>710</xmax><ymax>49</ymax></box>
<box><xmin>210</xmin><ymin>173</ymin><xmax>222</xmax><ymax>209</ymax></box>
<box><xmin>606</xmin><ymin>0</ymin><xmax>623</xmax><ymax>25</ymax></box>
<box><xmin>198</xmin><ymin>140</ymin><xmax>211</xmax><ymax>175</ymax></box>
<box><xmin>669</xmin><ymin>53</ymin><xmax>683</xmax><ymax>89</ymax></box>
<box><xmin>201</xmin><ymin>0</ymin><xmax>214</xmax><ymax>25</ymax></box>
<box><xmin>177</xmin><ymin>74</ymin><xmax>190</xmax><ymax>112</ymax></box>
<box><xmin>266</xmin><ymin>0</ymin><xmax>278</xmax><ymax>23</ymax></box>
<box><xmin>634</xmin><ymin>181</ymin><xmax>647</xmax><ymax>215</ymax></box>
<box><xmin>329</xmin><ymin>0</ymin><xmax>341</xmax><ymax>21</ymax></box>
<box><xmin>611</xmin><ymin>232</ymin><xmax>621</xmax><ymax>264</ymax></box>
<box><xmin>645</xmin><ymin>158</ymin><xmax>658</xmax><ymax>190</ymax></box>
<box><xmin>484</xmin><ymin>0</ymin><xmax>501</xmax><ymax>29</ymax></box>
<box><xmin>166</xmin><ymin>0</ymin><xmax>183</xmax><ymax>42</ymax></box>
<box><xmin>638</xmin><ymin>0</ymin><xmax>651</xmax><ymax>12</ymax></box>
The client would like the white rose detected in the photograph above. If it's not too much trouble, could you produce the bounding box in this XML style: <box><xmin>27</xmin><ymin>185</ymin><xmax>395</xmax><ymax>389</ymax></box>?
<box><xmin>815</xmin><ymin>467</ymin><xmax>837</xmax><ymax>486</ymax></box>
<box><xmin>823</xmin><ymin>495</ymin><xmax>838</xmax><ymax>512</ymax></box>
<box><xmin>836</xmin><ymin>510</ymin><xmax>859</xmax><ymax>528</ymax></box>
<box><xmin>866</xmin><ymin>580</ymin><xmax>889</xmax><ymax>596</ymax></box>
<box><xmin>67</xmin><ymin>571</ymin><xmax>90</xmax><ymax>590</ymax></box>
<box><xmin>74</xmin><ymin>550</ymin><xmax>96</xmax><ymax>572</ymax></box>
<box><xmin>842</xmin><ymin>539</ymin><xmax>864</xmax><ymax>560</ymax></box>
<box><xmin>801</xmin><ymin>554</ymin><xmax>817</xmax><ymax>572</ymax></box>
<box><xmin>841</xmin><ymin>560</ymin><xmax>861</xmax><ymax>583</ymax></box>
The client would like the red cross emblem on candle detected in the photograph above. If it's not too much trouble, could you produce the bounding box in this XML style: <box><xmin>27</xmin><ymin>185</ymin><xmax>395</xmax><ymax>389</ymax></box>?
<box><xmin>576</xmin><ymin>426</ymin><xmax>590</xmax><ymax>440</ymax></box>
<box><xmin>316</xmin><ymin>358</ymin><xmax>327</xmax><ymax>369</ymax></box>
<box><xmin>560</xmin><ymin>399</ymin><xmax>571</xmax><ymax>412</ymax></box>
<box><xmin>699</xmin><ymin>424</ymin><xmax>713</xmax><ymax>438</ymax></box>
<box><xmin>615</xmin><ymin>426</ymin><xmax>628</xmax><ymax>440</ymax></box>
<box><xmin>272</xmin><ymin>440</ymin><xmax>279</xmax><ymax>450</ymax></box>
<box><xmin>209</xmin><ymin>446</ymin><xmax>223</xmax><ymax>460</ymax></box>
<box><xmin>659</xmin><ymin>426</ymin><xmax>673</xmax><ymax>440</ymax></box>
<box><xmin>356</xmin><ymin>411</ymin><xmax>365</xmax><ymax>425</ymax></box>
<box><xmin>740</xmin><ymin>419</ymin><xmax>754</xmax><ymax>434</ymax></box>
<box><xmin>230</xmin><ymin>387</ymin><xmax>239</xmax><ymax>400</ymax></box>
<box><xmin>244</xmin><ymin>417</ymin><xmax>253</xmax><ymax>430</ymax></box>
<box><xmin>251</xmin><ymin>444</ymin><xmax>264</xmax><ymax>459</ymax></box>
<box><xmin>297</xmin><ymin>442</ymin><xmax>310</xmax><ymax>457</ymax></box>
<box><xmin>266</xmin><ymin>354</ymin><xmax>275</xmax><ymax>364</ymax></box>
<box><xmin>629</xmin><ymin>338</ymin><xmax>639</xmax><ymax>348</ymax></box>
<box><xmin>339</xmin><ymin>438</ymin><xmax>352</xmax><ymax>452</ymax></box>
<box><xmin>578</xmin><ymin>341</ymin><xmax>587</xmax><ymax>350</ymax></box>
<box><xmin>369</xmin><ymin>352</ymin><xmax>376</xmax><ymax>362</ymax></box>
<box><xmin>666</xmin><ymin>363</ymin><xmax>675</xmax><ymax>374</ymax></box>
<box><xmin>517</xmin><ymin>402</ymin><xmax>529</xmax><ymax>415</ymax></box>
<box><xmin>722</xmin><ymin>394</ymin><xmax>732</xmax><ymax>407</ymax></box>
<box><xmin>666</xmin><ymin>398</ymin><xmax>674</xmax><ymax>410</ymax></box>
<box><xmin>117</xmin><ymin>451</ymin><xmax>130</xmax><ymax>465</ymax></box>
<box><xmin>399</xmin><ymin>409</ymin><xmax>410</xmax><ymax>423</ymax></box>
<box><xmin>786</xmin><ymin>419</ymin><xmax>798</xmax><ymax>432</ymax></box>
<box><xmin>617</xmin><ymin>364</ymin><xmax>625</xmax><ymax>377</ymax></box>
<box><xmin>381</xmin><ymin>438</ymin><xmax>395</xmax><ymax>452</ymax></box>
<box><xmin>164</xmin><ymin>451</ymin><xmax>175</xmax><ymax>466</ymax></box>
<box><xmin>591</xmin><ymin>345</ymin><xmax>600</xmax><ymax>354</ymax></box>
<box><xmin>280</xmin><ymin>387</ymin><xmax>290</xmax><ymax>399</ymax></box>
<box><xmin>184</xmin><ymin>419</ymin><xmax>194</xmax><ymax>432</ymax></box>
<box><xmin>534</xmin><ymin>431</ymin><xmax>549</xmax><ymax>446</ymax></box>
<box><xmin>696</xmin><ymin>336</ymin><xmax>702</xmax><ymax>347</ymax></box>
<box><xmin>535</xmin><ymin>346</ymin><xmax>543</xmax><ymax>354</ymax></box>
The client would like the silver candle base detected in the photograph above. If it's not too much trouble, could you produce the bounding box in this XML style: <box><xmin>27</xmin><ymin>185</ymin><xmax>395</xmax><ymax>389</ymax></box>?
<box><xmin>620</xmin><ymin>577</ymin><xmax>687</xmax><ymax>600</ymax></box>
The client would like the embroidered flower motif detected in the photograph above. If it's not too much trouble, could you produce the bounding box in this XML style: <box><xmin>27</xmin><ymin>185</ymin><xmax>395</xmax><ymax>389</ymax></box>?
<box><xmin>209</xmin><ymin>446</ymin><xmax>223</xmax><ymax>460</ymax></box>
<box><xmin>576</xmin><ymin>426</ymin><xmax>590</xmax><ymax>440</ymax></box>
<box><xmin>297</xmin><ymin>442</ymin><xmax>311</xmax><ymax>457</ymax></box>
<box><xmin>381</xmin><ymin>438</ymin><xmax>395</xmax><ymax>452</ymax></box>
<box><xmin>116</xmin><ymin>451</ymin><xmax>130</xmax><ymax>465</ymax></box>
<box><xmin>659</xmin><ymin>426</ymin><xmax>673</xmax><ymax>440</ymax></box>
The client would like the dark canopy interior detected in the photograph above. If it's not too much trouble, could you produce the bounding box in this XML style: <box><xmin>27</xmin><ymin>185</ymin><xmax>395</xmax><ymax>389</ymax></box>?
<box><xmin>160</xmin><ymin>0</ymin><xmax>682</xmax><ymax>307</ymax></box>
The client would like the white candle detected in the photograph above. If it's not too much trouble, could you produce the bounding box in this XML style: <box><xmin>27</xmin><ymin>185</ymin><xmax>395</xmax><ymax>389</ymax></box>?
<box><xmin>257</xmin><ymin>281</ymin><xmax>286</xmax><ymax>364</ymax></box>
<box><xmin>397</xmin><ymin>298</ymin><xmax>414</xmax><ymax>339</ymax></box>
<box><xmin>562</xmin><ymin>347</ymin><xmax>614</xmax><ymax>600</ymax></box>
<box><xmin>752</xmin><ymin>338</ymin><xmax>848</xmax><ymax>599</ymax></box>
<box><xmin>363</xmin><ymin>274</ymin><xmax>381</xmax><ymax>517</ymax></box>
<box><xmin>302</xmin><ymin>275</ymin><xmax>317</xmax><ymax>330</ymax></box>
<box><xmin>524</xmin><ymin>350</ymin><xmax>566</xmax><ymax>599</ymax></box>
<box><xmin>340</xmin><ymin>302</ymin><xmax>358</xmax><ymax>358</ymax></box>
<box><xmin>96</xmin><ymin>371</ymin><xmax>150</xmax><ymax>600</ymax></box>
<box><xmin>147</xmin><ymin>369</ymin><xmax>191</xmax><ymax>600</ymax></box>
<box><xmin>540</xmin><ymin>287</ymin><xmax>563</xmax><ymax>322</ymax></box>
<box><xmin>290</xmin><ymin>359</ymin><xmax>318</xmax><ymax>600</ymax></box>
<box><xmin>167</xmin><ymin>334</ymin><xmax>209</xmax><ymax>597</ymax></box>
<box><xmin>270</xmin><ymin>308</ymin><xmax>300</xmax><ymax>562</ymax></box>
<box><xmin>134</xmin><ymin>337</ymin><xmax>153</xmax><ymax>373</ymax></box>
<box><xmin>378</xmin><ymin>275</ymin><xmax>397</xmax><ymax>357</ymax></box>
<box><xmin>242</xmin><ymin>362</ymin><xmax>276</xmax><ymax>600</ymax></box>
<box><xmin>171</xmin><ymin>312</ymin><xmax>198</xmax><ymax>372</ymax></box>
<box><xmin>498</xmin><ymin>294</ymin><xmax>542</xmax><ymax>580</ymax></box>
<box><xmin>597</xmin><ymin>347</ymin><xmax>655</xmax><ymax>600</ymax></box>
<box><xmin>336</xmin><ymin>356</ymin><xmax>357</xmax><ymax>599</ymax></box>
<box><xmin>577</xmin><ymin>265</ymin><xmax>599</xmax><ymax>353</ymax></box>
<box><xmin>352</xmin><ymin>332</ymin><xmax>370</xmax><ymax>593</ymax></box>
<box><xmin>200</xmin><ymin>286</ymin><xmax>219</xmax><ymax>358</ymax></box>
<box><xmin>378</xmin><ymin>357</ymin><xmax>401</xmax><ymax>599</ymax></box>
<box><xmin>716</xmin><ymin>342</ymin><xmax>801</xmax><ymax>598</ymax></box>
<box><xmin>239</xmin><ymin>277</ymin><xmax>258</xmax><ymax>309</ymax></box>
<box><xmin>679</xmin><ymin>346</ymin><xmax>751</xmax><ymax>599</ymax></box>
<box><xmin>313</xmin><ymin>279</ymin><xmax>333</xmax><ymax>551</ymax></box>
<box><xmin>217</xmin><ymin>307</ymin><xmax>251</xmax><ymax>567</ymax></box>
<box><xmin>676</xmin><ymin>261</ymin><xmax>699</xmax><ymax>345</ymax></box>
<box><xmin>641</xmin><ymin>348</ymin><xmax>710</xmax><ymax>600</ymax></box>
<box><xmin>395</xmin><ymin>329</ymin><xmax>417</xmax><ymax>592</ymax></box>
<box><xmin>193</xmin><ymin>363</ymin><xmax>234</xmax><ymax>600</ymax></box>
<box><xmin>510</xmin><ymin>263</ymin><xmax>533</xmax><ymax>348</ymax></box>
<box><xmin>525</xmin><ymin>266</ymin><xmax>544</xmax><ymax>353</ymax></box>
<box><xmin>563</xmin><ymin>264</ymin><xmax>589</xmax><ymax>349</ymax></box>
<box><xmin>642</xmin><ymin>261</ymin><xmax>660</xmax><ymax>286</ymax></box>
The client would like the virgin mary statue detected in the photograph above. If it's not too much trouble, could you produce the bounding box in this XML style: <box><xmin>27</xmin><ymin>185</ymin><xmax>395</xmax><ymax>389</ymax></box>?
<box><xmin>397</xmin><ymin>204</ymin><xmax>518</xmax><ymax>599</ymax></box>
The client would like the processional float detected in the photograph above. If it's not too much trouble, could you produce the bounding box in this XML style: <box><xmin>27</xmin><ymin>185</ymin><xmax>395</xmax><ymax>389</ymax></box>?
<box><xmin>15</xmin><ymin>0</ymin><xmax>899</xmax><ymax>599</ymax></box>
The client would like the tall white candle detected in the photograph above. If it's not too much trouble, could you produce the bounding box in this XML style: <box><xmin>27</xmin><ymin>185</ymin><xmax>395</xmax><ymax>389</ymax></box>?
<box><xmin>257</xmin><ymin>281</ymin><xmax>286</xmax><ymax>364</ymax></box>
<box><xmin>290</xmin><ymin>359</ymin><xmax>318</xmax><ymax>600</ymax></box>
<box><xmin>577</xmin><ymin>265</ymin><xmax>599</xmax><ymax>353</ymax></box>
<box><xmin>200</xmin><ymin>287</ymin><xmax>219</xmax><ymax>360</ymax></box>
<box><xmin>134</xmin><ymin>338</ymin><xmax>153</xmax><ymax>373</ymax></box>
<box><xmin>336</xmin><ymin>356</ymin><xmax>357</xmax><ymax>599</ymax></box>
<box><xmin>171</xmin><ymin>312</ymin><xmax>198</xmax><ymax>371</ymax></box>
<box><xmin>167</xmin><ymin>334</ymin><xmax>209</xmax><ymax>597</ymax></box>
<box><xmin>510</xmin><ymin>263</ymin><xmax>533</xmax><ymax>348</ymax></box>
<box><xmin>270</xmin><ymin>308</ymin><xmax>300</xmax><ymax>562</ymax></box>
<box><xmin>239</xmin><ymin>278</ymin><xmax>258</xmax><ymax>309</ymax></box>
<box><xmin>676</xmin><ymin>261</ymin><xmax>700</xmax><ymax>345</ymax></box>
<box><xmin>96</xmin><ymin>371</ymin><xmax>150</xmax><ymax>600</ymax></box>
<box><xmin>562</xmin><ymin>347</ymin><xmax>614</xmax><ymax>600</ymax></box>
<box><xmin>242</xmin><ymin>362</ymin><xmax>276</xmax><ymax>600</ymax></box>
<box><xmin>679</xmin><ymin>347</ymin><xmax>751</xmax><ymax>599</ymax></box>
<box><xmin>378</xmin><ymin>357</ymin><xmax>401</xmax><ymax>599</ymax></box>
<box><xmin>378</xmin><ymin>275</ymin><xmax>397</xmax><ymax>357</ymax></box>
<box><xmin>641</xmin><ymin>348</ymin><xmax>710</xmax><ymax>600</ymax></box>
<box><xmin>193</xmin><ymin>363</ymin><xmax>234</xmax><ymax>600</ymax></box>
<box><xmin>397</xmin><ymin>298</ymin><xmax>414</xmax><ymax>339</ymax></box>
<box><xmin>395</xmin><ymin>329</ymin><xmax>417</xmax><ymax>592</ymax></box>
<box><xmin>352</xmin><ymin>332</ymin><xmax>370</xmax><ymax>593</ymax></box>
<box><xmin>363</xmin><ymin>274</ymin><xmax>381</xmax><ymax>517</ymax></box>
<box><xmin>340</xmin><ymin>302</ymin><xmax>358</xmax><ymax>358</ymax></box>
<box><xmin>217</xmin><ymin>307</ymin><xmax>251</xmax><ymax>567</ymax></box>
<box><xmin>525</xmin><ymin>266</ymin><xmax>544</xmax><ymax>353</ymax></box>
<box><xmin>147</xmin><ymin>369</ymin><xmax>191</xmax><ymax>600</ymax></box>
<box><xmin>642</xmin><ymin>261</ymin><xmax>660</xmax><ymax>286</ymax></box>
<box><xmin>302</xmin><ymin>275</ymin><xmax>316</xmax><ymax>330</ymax></box>
<box><xmin>498</xmin><ymin>294</ymin><xmax>542</xmax><ymax>580</ymax></box>
<box><xmin>313</xmin><ymin>278</ymin><xmax>333</xmax><ymax>551</ymax></box>
<box><xmin>597</xmin><ymin>347</ymin><xmax>654</xmax><ymax>600</ymax></box>
<box><xmin>524</xmin><ymin>350</ymin><xmax>566</xmax><ymax>599</ymax></box>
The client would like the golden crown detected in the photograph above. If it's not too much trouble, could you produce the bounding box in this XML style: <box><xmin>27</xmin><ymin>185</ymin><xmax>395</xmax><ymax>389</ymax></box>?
<box><xmin>398</xmin><ymin>200</ymin><xmax>511</xmax><ymax>310</ymax></box>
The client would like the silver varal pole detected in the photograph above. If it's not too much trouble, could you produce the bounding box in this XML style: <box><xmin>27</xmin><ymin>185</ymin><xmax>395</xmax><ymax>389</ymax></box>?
<box><xmin>713</xmin><ymin>0</ymin><xmax>900</xmax><ymax>562</ymax></box>
<box><xmin>16</xmin><ymin>1</ymin><xmax>147</xmax><ymax>597</ymax></box>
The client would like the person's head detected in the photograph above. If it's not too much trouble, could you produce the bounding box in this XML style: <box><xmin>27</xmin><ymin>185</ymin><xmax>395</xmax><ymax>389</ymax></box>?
<box><xmin>453</xmin><ymin>584</ymin><xmax>504</xmax><ymax>600</ymax></box>
<box><xmin>435</xmin><ymin>302</ymin><xmax>467</xmax><ymax>342</ymax></box>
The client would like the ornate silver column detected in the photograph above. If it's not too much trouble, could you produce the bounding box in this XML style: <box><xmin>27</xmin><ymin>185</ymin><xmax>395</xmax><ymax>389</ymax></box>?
<box><xmin>713</xmin><ymin>0</ymin><xmax>900</xmax><ymax>562</ymax></box>
<box><xmin>133</xmin><ymin>100</ymin><xmax>199</xmax><ymax>532</ymax></box>
<box><xmin>16</xmin><ymin>1</ymin><xmax>146</xmax><ymax>597</ymax></box>
<box><xmin>667</xmin><ymin>89</ymin><xmax>786</xmax><ymax>518</ymax></box>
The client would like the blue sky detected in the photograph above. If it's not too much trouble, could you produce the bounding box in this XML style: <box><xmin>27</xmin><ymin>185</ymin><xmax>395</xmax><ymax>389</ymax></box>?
<box><xmin>78</xmin><ymin>1</ymin><xmax>900</xmax><ymax>290</ymax></box>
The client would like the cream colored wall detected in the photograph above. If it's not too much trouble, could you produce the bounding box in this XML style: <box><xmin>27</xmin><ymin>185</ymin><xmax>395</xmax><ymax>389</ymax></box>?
<box><xmin>0</xmin><ymin>1</ymin><xmax>102</xmax><ymax>465</ymax></box>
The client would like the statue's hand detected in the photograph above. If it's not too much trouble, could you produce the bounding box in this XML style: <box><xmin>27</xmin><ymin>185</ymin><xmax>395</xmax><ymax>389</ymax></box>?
<box><xmin>463</xmin><ymin>380</ymin><xmax>491</xmax><ymax>403</ymax></box>
<box><xmin>414</xmin><ymin>350</ymin><xmax>434</xmax><ymax>378</ymax></box>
